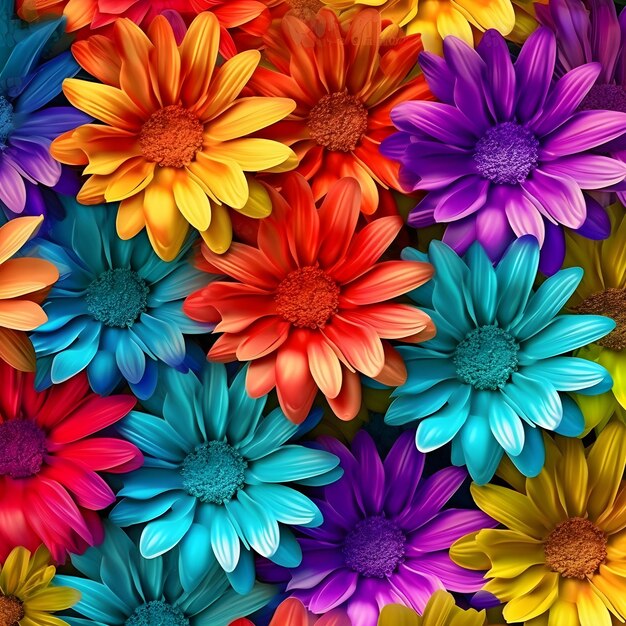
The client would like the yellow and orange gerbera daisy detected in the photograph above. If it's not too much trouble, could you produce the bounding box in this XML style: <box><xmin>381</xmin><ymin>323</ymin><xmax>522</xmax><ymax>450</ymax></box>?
<box><xmin>0</xmin><ymin>217</ymin><xmax>58</xmax><ymax>372</ymax></box>
<box><xmin>51</xmin><ymin>13</ymin><xmax>297</xmax><ymax>260</ymax></box>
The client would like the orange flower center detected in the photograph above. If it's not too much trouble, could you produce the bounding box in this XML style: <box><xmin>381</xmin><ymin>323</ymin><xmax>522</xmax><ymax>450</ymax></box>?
<box><xmin>307</xmin><ymin>91</ymin><xmax>368</xmax><ymax>152</ymax></box>
<box><xmin>574</xmin><ymin>288</ymin><xmax>626</xmax><ymax>351</ymax></box>
<box><xmin>139</xmin><ymin>105</ymin><xmax>204</xmax><ymax>168</ymax></box>
<box><xmin>286</xmin><ymin>0</ymin><xmax>323</xmax><ymax>18</ymax></box>
<box><xmin>275</xmin><ymin>266</ymin><xmax>340</xmax><ymax>329</ymax></box>
<box><xmin>544</xmin><ymin>517</ymin><xmax>607</xmax><ymax>579</ymax></box>
<box><xmin>0</xmin><ymin>595</ymin><xmax>24</xmax><ymax>626</ymax></box>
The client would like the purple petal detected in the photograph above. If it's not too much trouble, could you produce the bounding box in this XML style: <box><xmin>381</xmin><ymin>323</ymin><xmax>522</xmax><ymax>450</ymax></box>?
<box><xmin>477</xmin><ymin>30</ymin><xmax>516</xmax><ymax>121</ymax></box>
<box><xmin>0</xmin><ymin>158</ymin><xmax>26</xmax><ymax>213</ymax></box>
<box><xmin>541</xmin><ymin>154</ymin><xmax>626</xmax><ymax>188</ymax></box>
<box><xmin>442</xmin><ymin>218</ymin><xmax>478</xmax><ymax>256</ymax></box>
<box><xmin>503</xmin><ymin>186</ymin><xmax>546</xmax><ymax>245</ymax></box>
<box><xmin>418</xmin><ymin>51</ymin><xmax>455</xmax><ymax>103</ymax></box>
<box><xmin>588</xmin><ymin>0</ymin><xmax>621</xmax><ymax>82</ymax></box>
<box><xmin>379</xmin><ymin>131</ymin><xmax>410</xmax><ymax>162</ymax></box>
<box><xmin>616</xmin><ymin>7</ymin><xmax>626</xmax><ymax>84</ymax></box>
<box><xmin>539</xmin><ymin>221</ymin><xmax>566</xmax><ymax>275</ymax></box>
<box><xmin>307</xmin><ymin>569</ymin><xmax>358</xmax><ymax>613</ymax></box>
<box><xmin>405</xmin><ymin>142</ymin><xmax>474</xmax><ymax>189</ymax></box>
<box><xmin>351</xmin><ymin>432</ymin><xmax>384</xmax><ymax>516</ymax></box>
<box><xmin>287</xmin><ymin>547</ymin><xmax>346</xmax><ymax>590</ymax></box>
<box><xmin>476</xmin><ymin>201</ymin><xmax>514</xmax><ymax>260</ymax></box>
<box><xmin>346</xmin><ymin>579</ymin><xmax>385</xmax><ymax>626</ymax></box>
<box><xmin>433</xmin><ymin>176</ymin><xmax>489</xmax><ymax>221</ymax></box>
<box><xmin>407</xmin><ymin>193</ymin><xmax>438</xmax><ymax>228</ymax></box>
<box><xmin>515</xmin><ymin>27</ymin><xmax>557</xmax><ymax>121</ymax></box>
<box><xmin>407</xmin><ymin>552</ymin><xmax>486</xmax><ymax>592</ymax></box>
<box><xmin>388</xmin><ymin>567</ymin><xmax>442</xmax><ymax>613</ymax></box>
<box><xmin>546</xmin><ymin>0</ymin><xmax>593</xmax><ymax>72</ymax></box>
<box><xmin>6</xmin><ymin>139</ymin><xmax>61</xmax><ymax>186</ymax></box>
<box><xmin>575</xmin><ymin>194</ymin><xmax>611</xmax><ymax>239</ymax></box>
<box><xmin>13</xmin><ymin>107</ymin><xmax>91</xmax><ymax>140</ymax></box>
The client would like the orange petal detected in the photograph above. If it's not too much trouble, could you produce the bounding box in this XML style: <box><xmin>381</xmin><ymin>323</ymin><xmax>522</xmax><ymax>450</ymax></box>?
<box><xmin>345</xmin><ymin>9</ymin><xmax>381</xmax><ymax>95</ymax></box>
<box><xmin>372</xmin><ymin>343</ymin><xmax>407</xmax><ymax>387</ymax></box>
<box><xmin>77</xmin><ymin>175</ymin><xmax>109</xmax><ymax>205</ymax></box>
<box><xmin>0</xmin><ymin>258</ymin><xmax>58</xmax><ymax>299</ymax></box>
<box><xmin>0</xmin><ymin>300</ymin><xmax>47</xmax><ymax>331</ymax></box>
<box><xmin>188</xmin><ymin>153</ymin><xmax>248</xmax><ymax>210</ymax></box>
<box><xmin>236</xmin><ymin>317</ymin><xmax>291</xmax><ymax>361</ymax></box>
<box><xmin>343</xmin><ymin>304</ymin><xmax>432</xmax><ymax>340</ymax></box>
<box><xmin>71</xmin><ymin>34</ymin><xmax>122</xmax><ymax>87</ymax></box>
<box><xmin>117</xmin><ymin>193</ymin><xmax>146</xmax><ymax>240</ymax></box>
<box><xmin>245</xmin><ymin>354</ymin><xmax>277</xmax><ymax>398</ymax></box>
<box><xmin>0</xmin><ymin>328</ymin><xmax>36</xmax><ymax>372</ymax></box>
<box><xmin>148</xmin><ymin>15</ymin><xmax>181</xmax><ymax>106</ymax></box>
<box><xmin>104</xmin><ymin>158</ymin><xmax>155</xmax><ymax>202</ymax></box>
<box><xmin>307</xmin><ymin>334</ymin><xmax>342</xmax><ymax>399</ymax></box>
<box><xmin>327</xmin><ymin>367</ymin><xmax>362</xmax><ymax>421</ymax></box>
<box><xmin>50</xmin><ymin>130</ymin><xmax>88</xmax><ymax>166</ymax></box>
<box><xmin>173</xmin><ymin>171</ymin><xmax>212</xmax><ymax>231</ymax></box>
<box><xmin>0</xmin><ymin>216</ymin><xmax>43</xmax><ymax>264</ymax></box>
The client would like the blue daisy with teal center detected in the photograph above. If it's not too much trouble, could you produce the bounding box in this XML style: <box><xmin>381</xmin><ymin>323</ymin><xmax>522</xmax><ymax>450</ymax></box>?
<box><xmin>56</xmin><ymin>522</ymin><xmax>275</xmax><ymax>626</ymax></box>
<box><xmin>29</xmin><ymin>195</ymin><xmax>212</xmax><ymax>399</ymax></box>
<box><xmin>386</xmin><ymin>236</ymin><xmax>615</xmax><ymax>484</ymax></box>
<box><xmin>109</xmin><ymin>363</ymin><xmax>342</xmax><ymax>594</ymax></box>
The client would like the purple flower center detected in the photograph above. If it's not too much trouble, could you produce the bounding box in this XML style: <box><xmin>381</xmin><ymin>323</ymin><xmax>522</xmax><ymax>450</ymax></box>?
<box><xmin>0</xmin><ymin>419</ymin><xmax>46</xmax><ymax>479</ymax></box>
<box><xmin>0</xmin><ymin>96</ymin><xmax>13</xmax><ymax>148</ymax></box>
<box><xmin>343</xmin><ymin>516</ymin><xmax>406</xmax><ymax>578</ymax></box>
<box><xmin>579</xmin><ymin>84</ymin><xmax>626</xmax><ymax>113</ymax></box>
<box><xmin>474</xmin><ymin>122</ymin><xmax>540</xmax><ymax>185</ymax></box>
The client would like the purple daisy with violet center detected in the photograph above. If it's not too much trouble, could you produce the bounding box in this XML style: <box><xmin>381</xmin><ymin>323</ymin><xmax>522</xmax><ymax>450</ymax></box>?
<box><xmin>381</xmin><ymin>26</ymin><xmax>626</xmax><ymax>275</ymax></box>
<box><xmin>258</xmin><ymin>431</ymin><xmax>495</xmax><ymax>626</ymax></box>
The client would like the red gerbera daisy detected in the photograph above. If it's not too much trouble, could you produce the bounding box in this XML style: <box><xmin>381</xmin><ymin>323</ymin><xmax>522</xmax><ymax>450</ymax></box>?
<box><xmin>248</xmin><ymin>7</ymin><xmax>432</xmax><ymax>214</ymax></box>
<box><xmin>0</xmin><ymin>363</ymin><xmax>142</xmax><ymax>562</ymax></box>
<box><xmin>184</xmin><ymin>174</ymin><xmax>434</xmax><ymax>423</ymax></box>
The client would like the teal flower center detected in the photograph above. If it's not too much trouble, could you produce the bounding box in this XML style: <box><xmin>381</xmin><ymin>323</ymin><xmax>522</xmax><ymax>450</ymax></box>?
<box><xmin>125</xmin><ymin>601</ymin><xmax>189</xmax><ymax>626</ymax></box>
<box><xmin>474</xmin><ymin>122</ymin><xmax>540</xmax><ymax>185</ymax></box>
<box><xmin>85</xmin><ymin>268</ymin><xmax>149</xmax><ymax>328</ymax></box>
<box><xmin>0</xmin><ymin>96</ymin><xmax>14</xmax><ymax>148</ymax></box>
<box><xmin>454</xmin><ymin>325</ymin><xmax>519</xmax><ymax>390</ymax></box>
<box><xmin>181</xmin><ymin>441</ymin><xmax>247</xmax><ymax>504</ymax></box>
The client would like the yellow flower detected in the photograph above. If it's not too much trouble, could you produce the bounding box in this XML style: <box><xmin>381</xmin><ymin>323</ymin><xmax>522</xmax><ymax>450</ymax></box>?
<box><xmin>51</xmin><ymin>13</ymin><xmax>296</xmax><ymax>261</ymax></box>
<box><xmin>320</xmin><ymin>0</ymin><xmax>540</xmax><ymax>53</ymax></box>
<box><xmin>451</xmin><ymin>421</ymin><xmax>626</xmax><ymax>626</ymax></box>
<box><xmin>563</xmin><ymin>204</ymin><xmax>626</xmax><ymax>432</ymax></box>
<box><xmin>0</xmin><ymin>545</ymin><xmax>79</xmax><ymax>626</ymax></box>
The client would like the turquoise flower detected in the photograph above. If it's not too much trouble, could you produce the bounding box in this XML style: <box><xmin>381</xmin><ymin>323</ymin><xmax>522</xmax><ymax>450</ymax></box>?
<box><xmin>386</xmin><ymin>236</ymin><xmax>615</xmax><ymax>484</ymax></box>
<box><xmin>30</xmin><ymin>195</ymin><xmax>212</xmax><ymax>399</ymax></box>
<box><xmin>56</xmin><ymin>522</ymin><xmax>275</xmax><ymax>626</ymax></box>
<box><xmin>110</xmin><ymin>363</ymin><xmax>341</xmax><ymax>594</ymax></box>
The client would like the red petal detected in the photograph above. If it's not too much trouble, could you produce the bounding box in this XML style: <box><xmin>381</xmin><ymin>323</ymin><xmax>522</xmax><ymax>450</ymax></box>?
<box><xmin>58</xmin><ymin>438</ymin><xmax>143</xmax><ymax>472</ymax></box>
<box><xmin>236</xmin><ymin>318</ymin><xmax>291</xmax><ymax>361</ymax></box>
<box><xmin>307</xmin><ymin>334</ymin><xmax>342</xmax><ymax>399</ymax></box>
<box><xmin>246</xmin><ymin>354</ymin><xmax>277</xmax><ymax>398</ymax></box>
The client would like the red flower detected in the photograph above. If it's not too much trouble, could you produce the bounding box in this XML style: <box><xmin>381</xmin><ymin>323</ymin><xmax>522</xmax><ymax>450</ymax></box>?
<box><xmin>0</xmin><ymin>364</ymin><xmax>142</xmax><ymax>562</ymax></box>
<box><xmin>184</xmin><ymin>174</ymin><xmax>434</xmax><ymax>423</ymax></box>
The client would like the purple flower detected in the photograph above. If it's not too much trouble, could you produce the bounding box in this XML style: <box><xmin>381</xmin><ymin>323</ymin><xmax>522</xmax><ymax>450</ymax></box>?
<box><xmin>382</xmin><ymin>27</ymin><xmax>626</xmax><ymax>275</ymax></box>
<box><xmin>261</xmin><ymin>431</ymin><xmax>495</xmax><ymax>626</ymax></box>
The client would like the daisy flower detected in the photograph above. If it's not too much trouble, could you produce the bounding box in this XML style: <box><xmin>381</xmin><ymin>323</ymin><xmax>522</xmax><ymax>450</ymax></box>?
<box><xmin>57</xmin><ymin>522</ymin><xmax>276</xmax><ymax>626</ymax></box>
<box><xmin>387</xmin><ymin>236</ymin><xmax>614</xmax><ymax>484</ymax></box>
<box><xmin>261</xmin><ymin>431</ymin><xmax>495</xmax><ymax>626</ymax></box>
<box><xmin>184</xmin><ymin>175</ymin><xmax>435</xmax><ymax>423</ymax></box>
<box><xmin>0</xmin><ymin>363</ymin><xmax>142</xmax><ymax>562</ymax></box>
<box><xmin>30</xmin><ymin>196</ymin><xmax>212</xmax><ymax>399</ymax></box>
<box><xmin>231</xmin><ymin>597</ymin><xmax>351</xmax><ymax>626</ymax></box>
<box><xmin>0</xmin><ymin>216</ymin><xmax>58</xmax><ymax>371</ymax></box>
<box><xmin>110</xmin><ymin>363</ymin><xmax>341</xmax><ymax>594</ymax></box>
<box><xmin>0</xmin><ymin>545</ymin><xmax>79</xmax><ymax>626</ymax></box>
<box><xmin>50</xmin><ymin>13</ymin><xmax>296</xmax><ymax>260</ymax></box>
<box><xmin>0</xmin><ymin>15</ymin><xmax>88</xmax><ymax>218</ymax></box>
<box><xmin>382</xmin><ymin>27</ymin><xmax>626</xmax><ymax>274</ymax></box>
<box><xmin>451</xmin><ymin>422</ymin><xmax>626</xmax><ymax>626</ymax></box>
<box><xmin>249</xmin><ymin>8</ymin><xmax>431</xmax><ymax>215</ymax></box>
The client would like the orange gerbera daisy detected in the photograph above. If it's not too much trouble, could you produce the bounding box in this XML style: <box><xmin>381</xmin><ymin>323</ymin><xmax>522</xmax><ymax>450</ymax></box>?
<box><xmin>248</xmin><ymin>7</ymin><xmax>432</xmax><ymax>215</ymax></box>
<box><xmin>50</xmin><ymin>13</ymin><xmax>296</xmax><ymax>261</ymax></box>
<box><xmin>0</xmin><ymin>216</ymin><xmax>58</xmax><ymax>372</ymax></box>
<box><xmin>184</xmin><ymin>174</ymin><xmax>435</xmax><ymax>423</ymax></box>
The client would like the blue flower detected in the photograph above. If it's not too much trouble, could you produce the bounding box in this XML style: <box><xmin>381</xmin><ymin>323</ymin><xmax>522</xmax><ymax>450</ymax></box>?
<box><xmin>56</xmin><ymin>522</ymin><xmax>275</xmax><ymax>626</ymax></box>
<box><xmin>109</xmin><ymin>363</ymin><xmax>342</xmax><ymax>594</ymax></box>
<box><xmin>30</xmin><ymin>195</ymin><xmax>212</xmax><ymax>399</ymax></box>
<box><xmin>0</xmin><ymin>10</ymin><xmax>88</xmax><ymax>218</ymax></box>
<box><xmin>386</xmin><ymin>236</ymin><xmax>615</xmax><ymax>484</ymax></box>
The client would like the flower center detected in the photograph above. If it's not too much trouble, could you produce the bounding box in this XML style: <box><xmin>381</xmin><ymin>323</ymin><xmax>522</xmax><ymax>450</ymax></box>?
<box><xmin>180</xmin><ymin>441</ymin><xmax>247</xmax><ymax>505</ymax></box>
<box><xmin>307</xmin><ymin>91</ymin><xmax>368</xmax><ymax>152</ymax></box>
<box><xmin>579</xmin><ymin>84</ymin><xmax>626</xmax><ymax>113</ymax></box>
<box><xmin>139</xmin><ymin>105</ymin><xmax>204</xmax><ymax>168</ymax></box>
<box><xmin>343</xmin><ymin>516</ymin><xmax>406</xmax><ymax>578</ymax></box>
<box><xmin>574</xmin><ymin>288</ymin><xmax>626</xmax><ymax>351</ymax></box>
<box><xmin>0</xmin><ymin>595</ymin><xmax>24</xmax><ymax>626</ymax></box>
<box><xmin>0</xmin><ymin>96</ymin><xmax>13</xmax><ymax>148</ymax></box>
<box><xmin>544</xmin><ymin>518</ymin><xmax>607</xmax><ymax>579</ymax></box>
<box><xmin>85</xmin><ymin>268</ymin><xmax>149</xmax><ymax>328</ymax></box>
<box><xmin>474</xmin><ymin>122</ymin><xmax>540</xmax><ymax>185</ymax></box>
<box><xmin>286</xmin><ymin>0</ymin><xmax>323</xmax><ymax>18</ymax></box>
<box><xmin>454</xmin><ymin>325</ymin><xmax>520</xmax><ymax>390</ymax></box>
<box><xmin>0</xmin><ymin>420</ymin><xmax>46</xmax><ymax>479</ymax></box>
<box><xmin>125</xmin><ymin>601</ymin><xmax>190</xmax><ymax>626</ymax></box>
<box><xmin>275</xmin><ymin>266</ymin><xmax>340</xmax><ymax>329</ymax></box>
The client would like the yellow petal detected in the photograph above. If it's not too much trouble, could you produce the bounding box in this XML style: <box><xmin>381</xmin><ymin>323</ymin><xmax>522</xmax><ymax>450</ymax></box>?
<box><xmin>0</xmin><ymin>547</ymin><xmax>30</xmax><ymax>595</ymax></box>
<box><xmin>554</xmin><ymin>436</ymin><xmax>588</xmax><ymax>518</ymax></box>
<box><xmin>453</xmin><ymin>0</ymin><xmax>516</xmax><ymax>33</ymax></box>
<box><xmin>117</xmin><ymin>193</ymin><xmax>146</xmax><ymax>240</ymax></box>
<box><xmin>200</xmin><ymin>203</ymin><xmax>233</xmax><ymax>254</ymax></box>
<box><xmin>172</xmin><ymin>171</ymin><xmax>212</xmax><ymax>231</ymax></box>
<box><xmin>436</xmin><ymin>5</ymin><xmax>473</xmax><ymax>43</ymax></box>
<box><xmin>21</xmin><ymin>614</ymin><xmax>71</xmax><ymax>626</ymax></box>
<box><xmin>76</xmin><ymin>175</ymin><xmax>109</xmax><ymax>205</ymax></box>
<box><xmin>450</xmin><ymin>531</ymin><xmax>491</xmax><ymax>571</ymax></box>
<box><xmin>104</xmin><ymin>158</ymin><xmax>155</xmax><ymax>202</ymax></box>
<box><xmin>378</xmin><ymin>604</ymin><xmax>420</xmax><ymax>626</ymax></box>
<box><xmin>188</xmin><ymin>153</ymin><xmax>248</xmax><ymax>209</ymax></box>
<box><xmin>547</xmin><ymin>600</ymin><xmax>579</xmax><ymax>626</ymax></box>
<box><xmin>235</xmin><ymin>178</ymin><xmax>272</xmax><ymax>219</ymax></box>
<box><xmin>26</xmin><ymin>587</ymin><xmax>81</xmax><ymax>612</ymax></box>
<box><xmin>502</xmin><ymin>572</ymin><xmax>559</xmax><ymax>622</ymax></box>
<box><xmin>210</xmin><ymin>138</ymin><xmax>294</xmax><ymax>172</ymax></box>
<box><xmin>0</xmin><ymin>216</ymin><xmax>43</xmax><ymax>264</ymax></box>
<box><xmin>575</xmin><ymin>583</ymin><xmax>612</xmax><ymax>626</ymax></box>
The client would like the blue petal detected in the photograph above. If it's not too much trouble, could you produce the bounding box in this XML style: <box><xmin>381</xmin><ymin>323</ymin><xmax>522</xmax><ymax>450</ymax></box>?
<box><xmin>402</xmin><ymin>246</ymin><xmax>434</xmax><ymax>306</ymax></box>
<box><xmin>87</xmin><ymin>349</ymin><xmax>121</xmax><ymax>396</ymax></box>
<box><xmin>194</xmin><ymin>583</ymin><xmax>276</xmax><ymax>626</ymax></box>
<box><xmin>206</xmin><ymin>504</ymin><xmax>241</xmax><ymax>573</ymax></box>
<box><xmin>225</xmin><ymin>547</ymin><xmax>255</xmax><ymax>595</ymax></box>
<box><xmin>509</xmin><ymin>424</ymin><xmax>545</xmax><ymax>477</ymax></box>
<box><xmin>268</xmin><ymin>527</ymin><xmax>302</xmax><ymax>568</ymax></box>
<box><xmin>133</xmin><ymin>313</ymin><xmax>186</xmax><ymax>367</ymax></box>
<box><xmin>110</xmin><ymin>492</ymin><xmax>183</xmax><ymax>526</ymax></box>
<box><xmin>226</xmin><ymin>365</ymin><xmax>266</xmax><ymax>443</ymax></box>
<box><xmin>244</xmin><ymin>484</ymin><xmax>322</xmax><ymax>527</ymax></box>
<box><xmin>240</xmin><ymin>407</ymin><xmax>299</xmax><ymax>460</ymax></box>
<box><xmin>139</xmin><ymin>497</ymin><xmax>196</xmax><ymax>558</ymax></box>
<box><xmin>247</xmin><ymin>446</ymin><xmax>339</xmax><ymax>483</ymax></box>
<box><xmin>553</xmin><ymin>395</ymin><xmax>585</xmax><ymax>436</ymax></box>
<box><xmin>179</xmin><ymin>523</ymin><xmax>215</xmax><ymax>593</ymax></box>
<box><xmin>129</xmin><ymin>359</ymin><xmax>158</xmax><ymax>400</ymax></box>
<box><xmin>50</xmin><ymin>322</ymin><xmax>100</xmax><ymax>383</ymax></box>
<box><xmin>487</xmin><ymin>392</ymin><xmax>525</xmax><ymax>456</ymax></box>
<box><xmin>460</xmin><ymin>413</ymin><xmax>503</xmax><ymax>484</ymax></box>
<box><xmin>503</xmin><ymin>373</ymin><xmax>562</xmax><ymax>430</ymax></box>
<box><xmin>199</xmin><ymin>362</ymin><xmax>229</xmax><ymax>441</ymax></box>
<box><xmin>387</xmin><ymin>381</ymin><xmax>457</xmax><ymax>425</ymax></box>
<box><xmin>465</xmin><ymin>241</ymin><xmax>497</xmax><ymax>325</ymax></box>
<box><xmin>401</xmin><ymin>358</ymin><xmax>458</xmax><ymax>394</ymax></box>
<box><xmin>116</xmin><ymin>333</ymin><xmax>146</xmax><ymax>385</ymax></box>
<box><xmin>53</xmin><ymin>577</ymin><xmax>130</xmax><ymax>623</ymax></box>
<box><xmin>117</xmin><ymin>469</ymin><xmax>185</xmax><ymax>499</ymax></box>
<box><xmin>522</xmin><ymin>357</ymin><xmax>610</xmax><ymax>392</ymax></box>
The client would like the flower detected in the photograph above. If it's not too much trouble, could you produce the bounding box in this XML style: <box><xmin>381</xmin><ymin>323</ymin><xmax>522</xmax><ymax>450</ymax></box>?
<box><xmin>184</xmin><ymin>174</ymin><xmax>435</xmax><ymax>423</ymax></box>
<box><xmin>262</xmin><ymin>431</ymin><xmax>494</xmax><ymax>626</ymax></box>
<box><xmin>561</xmin><ymin>204</ymin><xmax>626</xmax><ymax>431</ymax></box>
<box><xmin>0</xmin><ymin>545</ymin><xmax>79</xmax><ymax>626</ymax></box>
<box><xmin>109</xmin><ymin>363</ymin><xmax>341</xmax><ymax>594</ymax></box>
<box><xmin>387</xmin><ymin>236</ymin><xmax>615</xmax><ymax>484</ymax></box>
<box><xmin>0</xmin><ymin>15</ymin><xmax>88</xmax><ymax>218</ymax></box>
<box><xmin>0</xmin><ymin>362</ymin><xmax>142</xmax><ymax>561</ymax></box>
<box><xmin>30</xmin><ymin>196</ymin><xmax>212</xmax><ymax>399</ymax></box>
<box><xmin>231</xmin><ymin>597</ymin><xmax>351</xmax><ymax>626</ymax></box>
<box><xmin>0</xmin><ymin>216</ymin><xmax>58</xmax><ymax>371</ymax></box>
<box><xmin>249</xmin><ymin>8</ymin><xmax>431</xmax><ymax>215</ymax></box>
<box><xmin>378</xmin><ymin>591</ymin><xmax>493</xmax><ymax>626</ymax></box>
<box><xmin>451</xmin><ymin>421</ymin><xmax>626</xmax><ymax>626</ymax></box>
<box><xmin>382</xmin><ymin>27</ymin><xmax>626</xmax><ymax>274</ymax></box>
<box><xmin>50</xmin><ymin>13</ymin><xmax>296</xmax><ymax>261</ymax></box>
<box><xmin>538</xmin><ymin>0</ymin><xmax>626</xmax><ymax>206</ymax></box>
<box><xmin>56</xmin><ymin>522</ymin><xmax>276</xmax><ymax>626</ymax></box>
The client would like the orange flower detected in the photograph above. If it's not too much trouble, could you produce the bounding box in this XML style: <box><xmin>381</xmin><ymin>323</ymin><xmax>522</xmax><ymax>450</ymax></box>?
<box><xmin>249</xmin><ymin>7</ymin><xmax>432</xmax><ymax>214</ymax></box>
<box><xmin>231</xmin><ymin>597</ymin><xmax>351</xmax><ymax>626</ymax></box>
<box><xmin>0</xmin><ymin>217</ymin><xmax>58</xmax><ymax>371</ymax></box>
<box><xmin>184</xmin><ymin>174</ymin><xmax>434</xmax><ymax>423</ymax></box>
<box><xmin>50</xmin><ymin>13</ymin><xmax>296</xmax><ymax>261</ymax></box>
